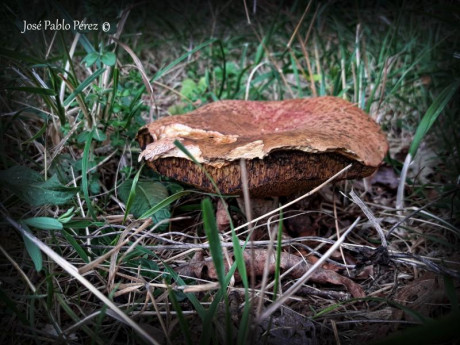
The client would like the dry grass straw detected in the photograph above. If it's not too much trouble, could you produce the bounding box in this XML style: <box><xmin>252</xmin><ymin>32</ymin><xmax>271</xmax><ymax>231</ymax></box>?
<box><xmin>3</xmin><ymin>213</ymin><xmax>161</xmax><ymax>345</ymax></box>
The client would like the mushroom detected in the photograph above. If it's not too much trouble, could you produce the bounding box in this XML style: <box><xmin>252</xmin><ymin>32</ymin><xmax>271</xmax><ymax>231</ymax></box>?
<box><xmin>136</xmin><ymin>96</ymin><xmax>388</xmax><ymax>198</ymax></box>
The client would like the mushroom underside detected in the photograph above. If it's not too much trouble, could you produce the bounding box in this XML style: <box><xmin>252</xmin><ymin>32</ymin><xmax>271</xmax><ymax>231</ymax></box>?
<box><xmin>145</xmin><ymin>150</ymin><xmax>376</xmax><ymax>197</ymax></box>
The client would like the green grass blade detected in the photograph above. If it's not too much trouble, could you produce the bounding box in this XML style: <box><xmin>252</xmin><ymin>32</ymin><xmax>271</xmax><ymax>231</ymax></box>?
<box><xmin>24</xmin><ymin>119</ymin><xmax>47</xmax><ymax>145</ymax></box>
<box><xmin>160</xmin><ymin>260</ymin><xmax>206</xmax><ymax>317</ymax></box>
<box><xmin>123</xmin><ymin>165</ymin><xmax>143</xmax><ymax>223</ymax></box>
<box><xmin>139</xmin><ymin>190</ymin><xmax>191</xmax><ymax>219</ymax></box>
<box><xmin>0</xmin><ymin>48</ymin><xmax>44</xmax><ymax>64</ymax></box>
<box><xmin>55</xmin><ymin>294</ymin><xmax>103</xmax><ymax>344</ymax></box>
<box><xmin>409</xmin><ymin>79</ymin><xmax>460</xmax><ymax>156</ymax></box>
<box><xmin>61</xmin><ymin>230</ymin><xmax>89</xmax><ymax>263</ymax></box>
<box><xmin>201</xmin><ymin>198</ymin><xmax>224</xmax><ymax>285</ymax></box>
<box><xmin>104</xmin><ymin>67</ymin><xmax>119</xmax><ymax>124</ymax></box>
<box><xmin>168</xmin><ymin>287</ymin><xmax>193</xmax><ymax>345</ymax></box>
<box><xmin>63</xmin><ymin>68</ymin><xmax>106</xmax><ymax>107</ymax></box>
<box><xmin>152</xmin><ymin>38</ymin><xmax>217</xmax><ymax>81</ymax></box>
<box><xmin>82</xmin><ymin>129</ymin><xmax>96</xmax><ymax>220</ymax></box>
<box><xmin>216</xmin><ymin>40</ymin><xmax>226</xmax><ymax>99</ymax></box>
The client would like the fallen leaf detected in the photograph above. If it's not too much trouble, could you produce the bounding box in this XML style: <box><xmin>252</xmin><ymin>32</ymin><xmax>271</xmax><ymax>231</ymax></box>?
<box><xmin>177</xmin><ymin>249</ymin><xmax>365</xmax><ymax>298</ymax></box>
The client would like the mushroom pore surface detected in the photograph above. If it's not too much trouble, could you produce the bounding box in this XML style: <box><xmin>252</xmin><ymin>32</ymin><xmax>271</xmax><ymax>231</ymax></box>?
<box><xmin>137</xmin><ymin>96</ymin><xmax>388</xmax><ymax>197</ymax></box>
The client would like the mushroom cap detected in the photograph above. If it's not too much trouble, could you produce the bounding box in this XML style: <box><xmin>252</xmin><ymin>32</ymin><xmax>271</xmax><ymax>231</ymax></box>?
<box><xmin>137</xmin><ymin>96</ymin><xmax>388</xmax><ymax>197</ymax></box>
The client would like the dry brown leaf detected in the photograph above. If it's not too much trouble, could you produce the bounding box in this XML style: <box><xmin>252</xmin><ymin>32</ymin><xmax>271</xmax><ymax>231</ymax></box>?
<box><xmin>216</xmin><ymin>199</ymin><xmax>230</xmax><ymax>232</ymax></box>
<box><xmin>177</xmin><ymin>249</ymin><xmax>365</xmax><ymax>298</ymax></box>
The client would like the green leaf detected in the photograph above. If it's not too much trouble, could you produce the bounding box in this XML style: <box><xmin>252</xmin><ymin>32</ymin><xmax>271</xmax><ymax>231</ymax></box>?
<box><xmin>197</xmin><ymin>77</ymin><xmax>207</xmax><ymax>93</ymax></box>
<box><xmin>119</xmin><ymin>180</ymin><xmax>170</xmax><ymax>229</ymax></box>
<box><xmin>101</xmin><ymin>52</ymin><xmax>116</xmax><ymax>66</ymax></box>
<box><xmin>0</xmin><ymin>166</ymin><xmax>78</xmax><ymax>206</ymax></box>
<box><xmin>82</xmin><ymin>52</ymin><xmax>99</xmax><ymax>66</ymax></box>
<box><xmin>22</xmin><ymin>217</ymin><xmax>63</xmax><ymax>230</ymax></box>
<box><xmin>180</xmin><ymin>79</ymin><xmax>198</xmax><ymax>99</ymax></box>
<box><xmin>63</xmin><ymin>219</ymin><xmax>104</xmax><ymax>229</ymax></box>
<box><xmin>19</xmin><ymin>222</ymin><xmax>42</xmax><ymax>272</ymax></box>
<box><xmin>58</xmin><ymin>207</ymin><xmax>74</xmax><ymax>223</ymax></box>
<box><xmin>93</xmin><ymin>128</ymin><xmax>107</xmax><ymax>142</ymax></box>
<box><xmin>76</xmin><ymin>131</ymin><xmax>91</xmax><ymax>143</ymax></box>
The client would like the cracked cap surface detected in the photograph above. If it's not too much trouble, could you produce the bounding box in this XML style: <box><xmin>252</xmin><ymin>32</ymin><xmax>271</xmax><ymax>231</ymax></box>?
<box><xmin>137</xmin><ymin>96</ymin><xmax>388</xmax><ymax>196</ymax></box>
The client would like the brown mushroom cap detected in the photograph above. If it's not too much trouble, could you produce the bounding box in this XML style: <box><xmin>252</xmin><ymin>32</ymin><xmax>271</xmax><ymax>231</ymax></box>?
<box><xmin>137</xmin><ymin>96</ymin><xmax>388</xmax><ymax>197</ymax></box>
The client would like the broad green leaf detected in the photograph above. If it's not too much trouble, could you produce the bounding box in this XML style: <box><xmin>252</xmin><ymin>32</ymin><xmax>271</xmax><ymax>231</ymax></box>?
<box><xmin>78</xmin><ymin>128</ymin><xmax>106</xmax><ymax>144</ymax></box>
<box><xmin>119</xmin><ymin>180</ymin><xmax>170</xmax><ymax>229</ymax></box>
<box><xmin>180</xmin><ymin>79</ymin><xmax>198</xmax><ymax>99</ymax></box>
<box><xmin>22</xmin><ymin>217</ymin><xmax>63</xmax><ymax>230</ymax></box>
<box><xmin>82</xmin><ymin>52</ymin><xmax>99</xmax><ymax>66</ymax></box>
<box><xmin>197</xmin><ymin>77</ymin><xmax>207</xmax><ymax>93</ymax></box>
<box><xmin>101</xmin><ymin>52</ymin><xmax>116</xmax><ymax>66</ymax></box>
<box><xmin>0</xmin><ymin>166</ymin><xmax>78</xmax><ymax>206</ymax></box>
<box><xmin>19</xmin><ymin>222</ymin><xmax>42</xmax><ymax>272</ymax></box>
